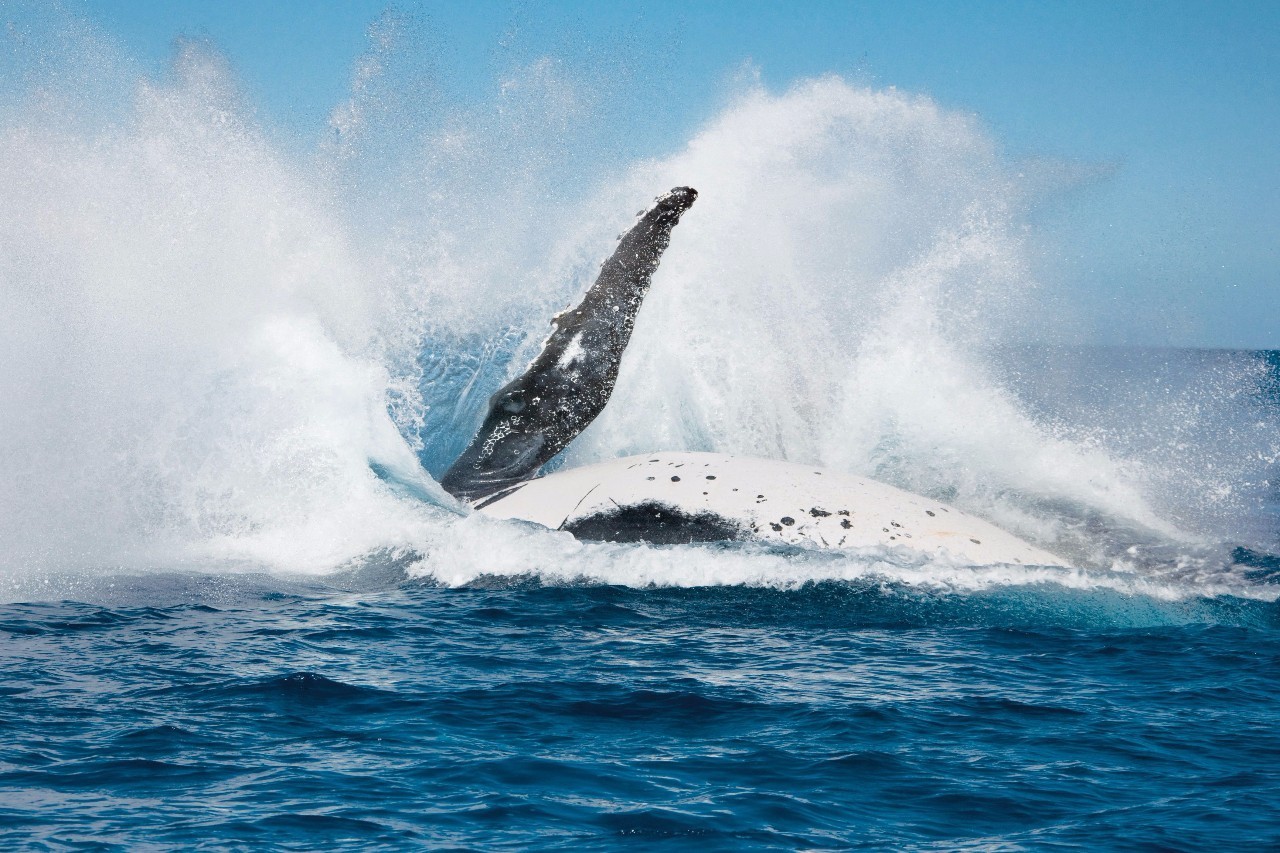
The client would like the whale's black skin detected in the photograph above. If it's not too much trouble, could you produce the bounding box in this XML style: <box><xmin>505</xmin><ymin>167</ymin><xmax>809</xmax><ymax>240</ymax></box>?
<box><xmin>440</xmin><ymin>186</ymin><xmax>698</xmax><ymax>503</ymax></box>
<box><xmin>562</xmin><ymin>500</ymin><xmax>746</xmax><ymax>544</ymax></box>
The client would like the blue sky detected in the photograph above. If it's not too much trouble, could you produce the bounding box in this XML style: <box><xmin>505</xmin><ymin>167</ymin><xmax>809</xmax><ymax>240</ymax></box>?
<box><xmin>66</xmin><ymin>0</ymin><xmax>1279</xmax><ymax>348</ymax></box>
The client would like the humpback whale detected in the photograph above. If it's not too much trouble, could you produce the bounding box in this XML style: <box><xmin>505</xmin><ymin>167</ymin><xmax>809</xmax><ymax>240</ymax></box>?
<box><xmin>439</xmin><ymin>187</ymin><xmax>1068</xmax><ymax>568</ymax></box>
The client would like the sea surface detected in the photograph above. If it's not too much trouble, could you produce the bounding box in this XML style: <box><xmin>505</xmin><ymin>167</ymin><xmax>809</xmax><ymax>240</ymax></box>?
<box><xmin>3</xmin><ymin>8</ymin><xmax>1280</xmax><ymax>848</ymax></box>
<box><xmin>3</xmin><ymin>567</ymin><xmax>1280</xmax><ymax>850</ymax></box>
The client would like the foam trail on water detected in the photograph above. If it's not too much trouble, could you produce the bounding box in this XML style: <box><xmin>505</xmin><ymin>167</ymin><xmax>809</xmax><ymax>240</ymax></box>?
<box><xmin>415</xmin><ymin>514</ymin><xmax>1277</xmax><ymax>609</ymax></box>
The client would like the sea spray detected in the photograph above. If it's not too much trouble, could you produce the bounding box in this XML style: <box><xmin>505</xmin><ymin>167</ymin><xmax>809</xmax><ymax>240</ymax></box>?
<box><xmin>0</xmin><ymin>10</ymin><xmax>1275</xmax><ymax>596</ymax></box>
<box><xmin>559</xmin><ymin>79</ymin><xmax>1182</xmax><ymax>554</ymax></box>
<box><xmin>0</xmin><ymin>36</ymin><xmax>446</xmax><ymax>575</ymax></box>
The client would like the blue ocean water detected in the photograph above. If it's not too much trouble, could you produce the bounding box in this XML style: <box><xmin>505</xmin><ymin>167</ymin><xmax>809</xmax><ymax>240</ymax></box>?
<box><xmin>4</xmin><ymin>573</ymin><xmax>1280</xmax><ymax>850</ymax></box>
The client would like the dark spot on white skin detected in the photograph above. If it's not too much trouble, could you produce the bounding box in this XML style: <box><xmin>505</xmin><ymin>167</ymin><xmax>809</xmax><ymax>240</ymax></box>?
<box><xmin>732</xmin><ymin>488</ymin><xmax>738</xmax><ymax>492</ymax></box>
<box><xmin>882</xmin><ymin>528</ymin><xmax>890</xmax><ymax>533</ymax></box>
<box><xmin>706</xmin><ymin>475</ymin><xmax>716</xmax><ymax>480</ymax></box>
<box><xmin>770</xmin><ymin>522</ymin><xmax>782</xmax><ymax>532</ymax></box>
<box><xmin>838</xmin><ymin>510</ymin><xmax>850</xmax><ymax>516</ymax></box>
<box><xmin>671</xmin><ymin>476</ymin><xmax>681</xmax><ymax>482</ymax></box>
<box><xmin>563</xmin><ymin>500</ymin><xmax>745</xmax><ymax>545</ymax></box>
<box><xmin>780</xmin><ymin>517</ymin><xmax>795</xmax><ymax>526</ymax></box>
<box><xmin>646</xmin><ymin>476</ymin><xmax>655</xmax><ymax>481</ymax></box>
<box><xmin>970</xmin><ymin>538</ymin><xmax>982</xmax><ymax>545</ymax></box>
<box><xmin>810</xmin><ymin>508</ymin><xmax>831</xmax><ymax>517</ymax></box>
<box><xmin>890</xmin><ymin>522</ymin><xmax>902</xmax><ymax>528</ymax></box>
<box><xmin>926</xmin><ymin>510</ymin><xmax>936</xmax><ymax>517</ymax></box>
<box><xmin>840</xmin><ymin>519</ymin><xmax>852</xmax><ymax>529</ymax></box>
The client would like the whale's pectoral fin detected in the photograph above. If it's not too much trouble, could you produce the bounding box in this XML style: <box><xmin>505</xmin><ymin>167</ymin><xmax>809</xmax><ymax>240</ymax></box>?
<box><xmin>439</xmin><ymin>187</ymin><xmax>698</xmax><ymax>504</ymax></box>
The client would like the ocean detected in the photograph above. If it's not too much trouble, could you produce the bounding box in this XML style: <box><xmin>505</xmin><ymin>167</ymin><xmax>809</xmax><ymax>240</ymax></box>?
<box><xmin>3</xmin><ymin>553</ymin><xmax>1280</xmax><ymax>849</ymax></box>
<box><xmin>3</xmin><ymin>8</ymin><xmax>1279</xmax><ymax>850</ymax></box>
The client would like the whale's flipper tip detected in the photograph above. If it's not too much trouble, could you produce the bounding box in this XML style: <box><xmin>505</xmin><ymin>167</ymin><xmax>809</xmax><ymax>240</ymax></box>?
<box><xmin>657</xmin><ymin>186</ymin><xmax>698</xmax><ymax>212</ymax></box>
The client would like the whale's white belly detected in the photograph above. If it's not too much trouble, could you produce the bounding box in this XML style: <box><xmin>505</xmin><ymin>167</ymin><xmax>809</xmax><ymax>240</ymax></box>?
<box><xmin>474</xmin><ymin>451</ymin><xmax>1068</xmax><ymax>568</ymax></box>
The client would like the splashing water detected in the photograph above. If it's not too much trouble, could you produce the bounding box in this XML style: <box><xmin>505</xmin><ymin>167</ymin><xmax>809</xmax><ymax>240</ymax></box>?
<box><xmin>0</xmin><ymin>11</ymin><xmax>1276</xmax><ymax>600</ymax></box>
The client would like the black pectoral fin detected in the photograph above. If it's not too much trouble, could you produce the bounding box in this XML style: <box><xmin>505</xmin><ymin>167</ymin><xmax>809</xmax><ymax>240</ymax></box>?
<box><xmin>438</xmin><ymin>187</ymin><xmax>698</xmax><ymax>503</ymax></box>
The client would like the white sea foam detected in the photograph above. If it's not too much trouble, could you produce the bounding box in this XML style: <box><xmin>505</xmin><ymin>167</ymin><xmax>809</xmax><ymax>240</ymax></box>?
<box><xmin>410</xmin><ymin>513</ymin><xmax>1276</xmax><ymax>604</ymax></box>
